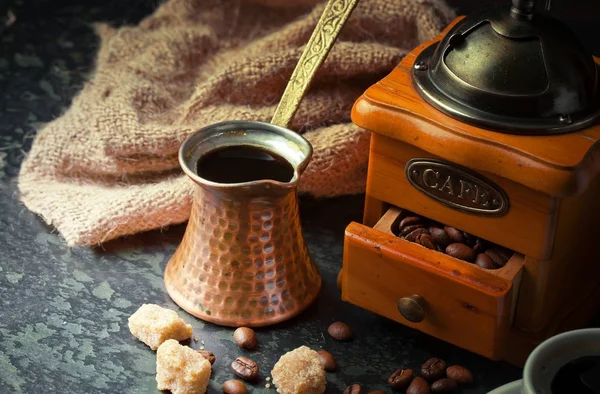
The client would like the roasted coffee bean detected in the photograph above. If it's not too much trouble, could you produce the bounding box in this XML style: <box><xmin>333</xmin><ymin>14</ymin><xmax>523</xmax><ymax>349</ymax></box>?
<box><xmin>429</xmin><ymin>227</ymin><xmax>451</xmax><ymax>248</ymax></box>
<box><xmin>399</xmin><ymin>224</ymin><xmax>426</xmax><ymax>238</ymax></box>
<box><xmin>405</xmin><ymin>228</ymin><xmax>429</xmax><ymax>242</ymax></box>
<box><xmin>197</xmin><ymin>349</ymin><xmax>216</xmax><ymax>365</ymax></box>
<box><xmin>395</xmin><ymin>216</ymin><xmax>419</xmax><ymax>235</ymax></box>
<box><xmin>231</xmin><ymin>356</ymin><xmax>259</xmax><ymax>381</ymax></box>
<box><xmin>462</xmin><ymin>232</ymin><xmax>476</xmax><ymax>247</ymax></box>
<box><xmin>316</xmin><ymin>350</ymin><xmax>337</xmax><ymax>371</ymax></box>
<box><xmin>446</xmin><ymin>365</ymin><xmax>474</xmax><ymax>384</ymax></box>
<box><xmin>444</xmin><ymin>226</ymin><xmax>465</xmax><ymax>243</ymax></box>
<box><xmin>417</xmin><ymin>234</ymin><xmax>437</xmax><ymax>250</ymax></box>
<box><xmin>485</xmin><ymin>248</ymin><xmax>507</xmax><ymax>267</ymax></box>
<box><xmin>445</xmin><ymin>243</ymin><xmax>476</xmax><ymax>262</ymax></box>
<box><xmin>475</xmin><ymin>253</ymin><xmax>497</xmax><ymax>269</ymax></box>
<box><xmin>388</xmin><ymin>368</ymin><xmax>414</xmax><ymax>389</ymax></box>
<box><xmin>492</xmin><ymin>246</ymin><xmax>513</xmax><ymax>262</ymax></box>
<box><xmin>399</xmin><ymin>216</ymin><xmax>422</xmax><ymax>229</ymax></box>
<box><xmin>407</xmin><ymin>376</ymin><xmax>431</xmax><ymax>394</ymax></box>
<box><xmin>475</xmin><ymin>253</ymin><xmax>499</xmax><ymax>270</ymax></box>
<box><xmin>343</xmin><ymin>384</ymin><xmax>363</xmax><ymax>394</ymax></box>
<box><xmin>233</xmin><ymin>327</ymin><xmax>258</xmax><ymax>350</ymax></box>
<box><xmin>431</xmin><ymin>378</ymin><xmax>457</xmax><ymax>393</ymax></box>
<box><xmin>222</xmin><ymin>379</ymin><xmax>249</xmax><ymax>394</ymax></box>
<box><xmin>328</xmin><ymin>321</ymin><xmax>353</xmax><ymax>341</ymax></box>
<box><xmin>472</xmin><ymin>238</ymin><xmax>487</xmax><ymax>254</ymax></box>
<box><xmin>421</xmin><ymin>358</ymin><xmax>447</xmax><ymax>381</ymax></box>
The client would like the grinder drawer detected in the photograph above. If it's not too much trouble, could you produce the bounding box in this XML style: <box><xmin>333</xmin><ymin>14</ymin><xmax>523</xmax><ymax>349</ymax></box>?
<box><xmin>341</xmin><ymin>206</ymin><xmax>524</xmax><ymax>360</ymax></box>
<box><xmin>364</xmin><ymin>134</ymin><xmax>557</xmax><ymax>261</ymax></box>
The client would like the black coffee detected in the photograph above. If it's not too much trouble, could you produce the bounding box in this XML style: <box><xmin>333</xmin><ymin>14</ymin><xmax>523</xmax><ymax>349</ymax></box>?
<box><xmin>196</xmin><ymin>145</ymin><xmax>294</xmax><ymax>184</ymax></box>
<box><xmin>551</xmin><ymin>356</ymin><xmax>600</xmax><ymax>394</ymax></box>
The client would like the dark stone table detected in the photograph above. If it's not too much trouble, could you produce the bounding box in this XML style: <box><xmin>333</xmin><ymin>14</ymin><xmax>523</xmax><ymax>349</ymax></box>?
<box><xmin>1</xmin><ymin>1</ymin><xmax>598</xmax><ymax>393</ymax></box>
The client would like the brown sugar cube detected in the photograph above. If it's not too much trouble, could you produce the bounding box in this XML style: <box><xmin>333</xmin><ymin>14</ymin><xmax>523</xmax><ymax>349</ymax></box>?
<box><xmin>156</xmin><ymin>339</ymin><xmax>211</xmax><ymax>394</ymax></box>
<box><xmin>271</xmin><ymin>346</ymin><xmax>326</xmax><ymax>394</ymax></box>
<box><xmin>128</xmin><ymin>304</ymin><xmax>193</xmax><ymax>350</ymax></box>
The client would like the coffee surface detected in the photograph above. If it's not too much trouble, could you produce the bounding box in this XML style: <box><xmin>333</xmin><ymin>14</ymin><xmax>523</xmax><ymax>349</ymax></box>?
<box><xmin>551</xmin><ymin>356</ymin><xmax>600</xmax><ymax>394</ymax></box>
<box><xmin>196</xmin><ymin>146</ymin><xmax>294</xmax><ymax>184</ymax></box>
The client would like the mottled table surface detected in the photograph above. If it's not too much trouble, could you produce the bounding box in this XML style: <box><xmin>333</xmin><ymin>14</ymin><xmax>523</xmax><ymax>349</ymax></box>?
<box><xmin>1</xmin><ymin>1</ymin><xmax>598</xmax><ymax>393</ymax></box>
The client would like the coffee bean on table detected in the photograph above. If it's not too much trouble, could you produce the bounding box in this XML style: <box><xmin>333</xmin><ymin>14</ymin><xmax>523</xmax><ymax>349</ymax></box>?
<box><xmin>444</xmin><ymin>226</ymin><xmax>465</xmax><ymax>243</ymax></box>
<box><xmin>328</xmin><ymin>321</ymin><xmax>353</xmax><ymax>341</ymax></box>
<box><xmin>446</xmin><ymin>365</ymin><xmax>474</xmax><ymax>384</ymax></box>
<box><xmin>343</xmin><ymin>384</ymin><xmax>363</xmax><ymax>394</ymax></box>
<box><xmin>485</xmin><ymin>248</ymin><xmax>508</xmax><ymax>267</ymax></box>
<box><xmin>429</xmin><ymin>227</ymin><xmax>451</xmax><ymax>248</ymax></box>
<box><xmin>407</xmin><ymin>376</ymin><xmax>431</xmax><ymax>394</ymax></box>
<box><xmin>197</xmin><ymin>349</ymin><xmax>216</xmax><ymax>365</ymax></box>
<box><xmin>388</xmin><ymin>368</ymin><xmax>414</xmax><ymax>389</ymax></box>
<box><xmin>316</xmin><ymin>350</ymin><xmax>337</xmax><ymax>371</ymax></box>
<box><xmin>445</xmin><ymin>243</ymin><xmax>476</xmax><ymax>262</ymax></box>
<box><xmin>421</xmin><ymin>358</ymin><xmax>447</xmax><ymax>381</ymax></box>
<box><xmin>222</xmin><ymin>379</ymin><xmax>249</xmax><ymax>394</ymax></box>
<box><xmin>231</xmin><ymin>356</ymin><xmax>259</xmax><ymax>381</ymax></box>
<box><xmin>405</xmin><ymin>228</ymin><xmax>429</xmax><ymax>242</ymax></box>
<box><xmin>431</xmin><ymin>378</ymin><xmax>457</xmax><ymax>392</ymax></box>
<box><xmin>233</xmin><ymin>327</ymin><xmax>258</xmax><ymax>350</ymax></box>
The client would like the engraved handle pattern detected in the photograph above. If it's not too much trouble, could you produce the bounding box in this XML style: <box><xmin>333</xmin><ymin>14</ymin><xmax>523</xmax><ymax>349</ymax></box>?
<box><xmin>271</xmin><ymin>0</ymin><xmax>360</xmax><ymax>129</ymax></box>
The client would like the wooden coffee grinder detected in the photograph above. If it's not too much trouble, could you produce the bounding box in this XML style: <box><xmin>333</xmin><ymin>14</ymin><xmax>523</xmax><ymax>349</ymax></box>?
<box><xmin>339</xmin><ymin>0</ymin><xmax>600</xmax><ymax>366</ymax></box>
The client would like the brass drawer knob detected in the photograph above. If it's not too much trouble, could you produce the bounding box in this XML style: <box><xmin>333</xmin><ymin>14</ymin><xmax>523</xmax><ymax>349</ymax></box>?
<box><xmin>397</xmin><ymin>294</ymin><xmax>425</xmax><ymax>323</ymax></box>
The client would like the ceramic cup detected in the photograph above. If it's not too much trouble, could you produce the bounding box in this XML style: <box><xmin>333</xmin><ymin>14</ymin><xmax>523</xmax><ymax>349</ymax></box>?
<box><xmin>522</xmin><ymin>328</ymin><xmax>600</xmax><ymax>394</ymax></box>
<box><xmin>488</xmin><ymin>328</ymin><xmax>600</xmax><ymax>394</ymax></box>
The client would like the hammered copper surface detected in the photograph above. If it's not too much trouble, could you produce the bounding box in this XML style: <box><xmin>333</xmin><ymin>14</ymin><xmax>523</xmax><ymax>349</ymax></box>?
<box><xmin>165</xmin><ymin>183</ymin><xmax>322</xmax><ymax>327</ymax></box>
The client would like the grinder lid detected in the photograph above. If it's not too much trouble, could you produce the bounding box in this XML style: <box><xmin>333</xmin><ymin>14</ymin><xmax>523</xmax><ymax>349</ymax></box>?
<box><xmin>411</xmin><ymin>0</ymin><xmax>600</xmax><ymax>135</ymax></box>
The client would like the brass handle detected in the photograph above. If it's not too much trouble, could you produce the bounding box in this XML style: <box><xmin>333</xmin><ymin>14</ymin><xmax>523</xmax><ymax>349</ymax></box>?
<box><xmin>397</xmin><ymin>294</ymin><xmax>426</xmax><ymax>323</ymax></box>
<box><xmin>271</xmin><ymin>0</ymin><xmax>360</xmax><ymax>128</ymax></box>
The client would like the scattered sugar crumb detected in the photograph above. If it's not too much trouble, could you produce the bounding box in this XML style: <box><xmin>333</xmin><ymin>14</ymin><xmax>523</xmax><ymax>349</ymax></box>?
<box><xmin>266</xmin><ymin>377</ymin><xmax>271</xmax><ymax>381</ymax></box>
<box><xmin>266</xmin><ymin>383</ymin><xmax>271</xmax><ymax>388</ymax></box>
<box><xmin>200</xmin><ymin>345</ymin><xmax>205</xmax><ymax>350</ymax></box>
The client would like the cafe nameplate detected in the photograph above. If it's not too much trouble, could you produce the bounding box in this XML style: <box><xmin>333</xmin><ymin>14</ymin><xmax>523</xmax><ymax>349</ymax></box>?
<box><xmin>405</xmin><ymin>158</ymin><xmax>509</xmax><ymax>216</ymax></box>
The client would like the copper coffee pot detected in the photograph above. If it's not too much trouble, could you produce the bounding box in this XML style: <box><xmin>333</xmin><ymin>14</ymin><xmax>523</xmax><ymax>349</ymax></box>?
<box><xmin>164</xmin><ymin>0</ymin><xmax>360</xmax><ymax>327</ymax></box>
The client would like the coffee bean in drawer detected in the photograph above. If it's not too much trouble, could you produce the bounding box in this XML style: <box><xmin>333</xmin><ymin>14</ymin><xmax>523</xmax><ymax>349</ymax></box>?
<box><xmin>393</xmin><ymin>209</ymin><xmax>513</xmax><ymax>270</ymax></box>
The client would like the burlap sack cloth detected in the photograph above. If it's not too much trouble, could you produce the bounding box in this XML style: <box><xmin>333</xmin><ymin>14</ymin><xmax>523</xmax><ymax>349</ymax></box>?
<box><xmin>17</xmin><ymin>0</ymin><xmax>455</xmax><ymax>247</ymax></box>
